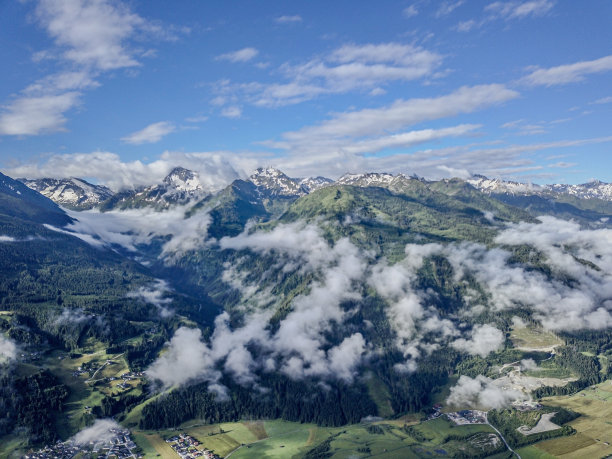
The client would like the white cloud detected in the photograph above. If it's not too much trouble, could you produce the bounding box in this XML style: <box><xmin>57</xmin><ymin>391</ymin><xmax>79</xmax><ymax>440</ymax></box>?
<box><xmin>0</xmin><ymin>335</ymin><xmax>17</xmax><ymax>363</ymax></box>
<box><xmin>145</xmin><ymin>327</ymin><xmax>219</xmax><ymax>390</ymax></box>
<box><xmin>522</xmin><ymin>55</ymin><xmax>612</xmax><ymax>86</ymax></box>
<box><xmin>280</xmin><ymin>85</ymin><xmax>516</xmax><ymax>142</ymax></box>
<box><xmin>34</xmin><ymin>0</ymin><xmax>146</xmax><ymax>70</ymax></box>
<box><xmin>452</xmin><ymin>324</ymin><xmax>505</xmax><ymax>357</ymax></box>
<box><xmin>262</xmin><ymin>85</ymin><xmax>517</xmax><ymax>164</ymax></box>
<box><xmin>592</xmin><ymin>96</ymin><xmax>612</xmax><ymax>105</ymax></box>
<box><xmin>456</xmin><ymin>1</ymin><xmax>554</xmax><ymax>32</ymax></box>
<box><xmin>127</xmin><ymin>280</ymin><xmax>174</xmax><ymax>317</ymax></box>
<box><xmin>485</xmin><ymin>0</ymin><xmax>555</xmax><ymax>20</ymax></box>
<box><xmin>0</xmin><ymin>0</ymin><xmax>171</xmax><ymax>137</ymax></box>
<box><xmin>221</xmin><ymin>106</ymin><xmax>243</xmax><ymax>119</ymax></box>
<box><xmin>121</xmin><ymin>121</ymin><xmax>176</xmax><ymax>144</ymax></box>
<box><xmin>446</xmin><ymin>375</ymin><xmax>525</xmax><ymax>409</ymax></box>
<box><xmin>62</xmin><ymin>203</ymin><xmax>212</xmax><ymax>259</ymax></box>
<box><xmin>0</xmin><ymin>92</ymin><xmax>80</xmax><ymax>135</ymax></box>
<box><xmin>54</xmin><ymin>308</ymin><xmax>94</xmax><ymax>326</ymax></box>
<box><xmin>216</xmin><ymin>47</ymin><xmax>259</xmax><ymax>63</ymax></box>
<box><xmin>403</xmin><ymin>5</ymin><xmax>418</xmax><ymax>18</ymax></box>
<box><xmin>212</xmin><ymin>42</ymin><xmax>443</xmax><ymax>109</ymax></box>
<box><xmin>275</xmin><ymin>15</ymin><xmax>302</xmax><ymax>23</ymax></box>
<box><xmin>435</xmin><ymin>1</ymin><xmax>464</xmax><ymax>17</ymax></box>
<box><xmin>72</xmin><ymin>419</ymin><xmax>123</xmax><ymax>445</ymax></box>
<box><xmin>4</xmin><ymin>151</ymin><xmax>247</xmax><ymax>191</ymax></box>
<box><xmin>0</xmin><ymin>236</ymin><xmax>17</xmax><ymax>242</ymax></box>
<box><xmin>455</xmin><ymin>20</ymin><xmax>476</xmax><ymax>32</ymax></box>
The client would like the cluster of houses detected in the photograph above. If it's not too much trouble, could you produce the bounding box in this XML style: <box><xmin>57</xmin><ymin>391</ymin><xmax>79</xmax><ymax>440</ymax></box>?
<box><xmin>166</xmin><ymin>433</ymin><xmax>220</xmax><ymax>459</ymax></box>
<box><xmin>25</xmin><ymin>427</ymin><xmax>140</xmax><ymax>459</ymax></box>
<box><xmin>447</xmin><ymin>410</ymin><xmax>487</xmax><ymax>425</ymax></box>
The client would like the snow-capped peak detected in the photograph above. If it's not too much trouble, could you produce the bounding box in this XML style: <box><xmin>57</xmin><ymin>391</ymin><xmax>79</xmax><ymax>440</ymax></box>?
<box><xmin>467</xmin><ymin>175</ymin><xmax>612</xmax><ymax>201</ymax></box>
<box><xmin>337</xmin><ymin>172</ymin><xmax>403</xmax><ymax>187</ymax></box>
<box><xmin>466</xmin><ymin>176</ymin><xmax>544</xmax><ymax>195</ymax></box>
<box><xmin>249</xmin><ymin>167</ymin><xmax>308</xmax><ymax>197</ymax></box>
<box><xmin>299</xmin><ymin>176</ymin><xmax>334</xmax><ymax>193</ymax></box>
<box><xmin>163</xmin><ymin>167</ymin><xmax>203</xmax><ymax>193</ymax></box>
<box><xmin>19</xmin><ymin>177</ymin><xmax>113</xmax><ymax>210</ymax></box>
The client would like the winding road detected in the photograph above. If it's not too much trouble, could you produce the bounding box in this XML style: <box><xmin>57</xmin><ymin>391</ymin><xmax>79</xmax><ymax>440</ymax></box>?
<box><xmin>485</xmin><ymin>413</ymin><xmax>521</xmax><ymax>459</ymax></box>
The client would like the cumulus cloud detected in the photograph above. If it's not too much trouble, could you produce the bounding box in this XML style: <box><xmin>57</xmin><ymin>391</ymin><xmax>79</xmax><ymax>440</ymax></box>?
<box><xmin>216</xmin><ymin>47</ymin><xmax>259</xmax><ymax>63</ymax></box>
<box><xmin>452</xmin><ymin>324</ymin><xmax>505</xmax><ymax>357</ymax></box>
<box><xmin>145</xmin><ymin>327</ymin><xmax>219</xmax><ymax>390</ymax></box>
<box><xmin>0</xmin><ymin>335</ymin><xmax>17</xmax><ymax>363</ymax></box>
<box><xmin>72</xmin><ymin>419</ymin><xmax>123</xmax><ymax>445</ymax></box>
<box><xmin>446</xmin><ymin>375</ymin><xmax>525</xmax><ymax>409</ymax></box>
<box><xmin>121</xmin><ymin>121</ymin><xmax>176</xmax><ymax>144</ymax></box>
<box><xmin>522</xmin><ymin>55</ymin><xmax>612</xmax><ymax>86</ymax></box>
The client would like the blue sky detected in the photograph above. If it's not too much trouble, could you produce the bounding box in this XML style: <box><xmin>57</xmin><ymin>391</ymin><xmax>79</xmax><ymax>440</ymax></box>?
<box><xmin>0</xmin><ymin>0</ymin><xmax>611</xmax><ymax>189</ymax></box>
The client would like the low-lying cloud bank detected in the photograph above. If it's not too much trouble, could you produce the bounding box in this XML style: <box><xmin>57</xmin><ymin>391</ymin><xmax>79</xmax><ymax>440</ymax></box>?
<box><xmin>52</xmin><ymin>204</ymin><xmax>212</xmax><ymax>260</ymax></box>
<box><xmin>138</xmin><ymin>216</ymin><xmax>612</xmax><ymax>396</ymax></box>
<box><xmin>72</xmin><ymin>419</ymin><xmax>123</xmax><ymax>445</ymax></box>
<box><xmin>446</xmin><ymin>375</ymin><xmax>525</xmax><ymax>409</ymax></box>
<box><xmin>147</xmin><ymin>223</ymin><xmax>371</xmax><ymax>395</ymax></box>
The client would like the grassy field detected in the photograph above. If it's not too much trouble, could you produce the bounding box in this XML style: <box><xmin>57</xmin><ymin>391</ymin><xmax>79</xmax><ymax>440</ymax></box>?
<box><xmin>0</xmin><ymin>434</ymin><xmax>29</xmax><ymax>459</ymax></box>
<box><xmin>526</xmin><ymin>381</ymin><xmax>612</xmax><ymax>458</ymax></box>
<box><xmin>365</xmin><ymin>373</ymin><xmax>395</xmax><ymax>418</ymax></box>
<box><xmin>510</xmin><ymin>325</ymin><xmax>563</xmax><ymax>351</ymax></box>
<box><xmin>40</xmin><ymin>347</ymin><xmax>135</xmax><ymax>438</ymax></box>
<box><xmin>173</xmin><ymin>417</ymin><xmax>503</xmax><ymax>459</ymax></box>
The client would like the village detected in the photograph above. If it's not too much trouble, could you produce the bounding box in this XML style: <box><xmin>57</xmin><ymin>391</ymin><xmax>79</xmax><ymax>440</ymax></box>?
<box><xmin>166</xmin><ymin>433</ymin><xmax>221</xmax><ymax>459</ymax></box>
<box><xmin>25</xmin><ymin>427</ymin><xmax>140</xmax><ymax>459</ymax></box>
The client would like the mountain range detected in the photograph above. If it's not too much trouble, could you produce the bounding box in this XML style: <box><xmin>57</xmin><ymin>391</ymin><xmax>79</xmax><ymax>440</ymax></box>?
<box><xmin>18</xmin><ymin>166</ymin><xmax>612</xmax><ymax>209</ymax></box>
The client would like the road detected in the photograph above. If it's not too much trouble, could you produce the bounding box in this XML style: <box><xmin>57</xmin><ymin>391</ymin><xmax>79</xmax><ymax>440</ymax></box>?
<box><xmin>485</xmin><ymin>413</ymin><xmax>521</xmax><ymax>459</ymax></box>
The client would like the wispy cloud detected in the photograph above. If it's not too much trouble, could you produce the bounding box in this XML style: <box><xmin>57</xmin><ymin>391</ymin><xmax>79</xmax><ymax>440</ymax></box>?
<box><xmin>0</xmin><ymin>0</ymin><xmax>166</xmax><ymax>136</ymax></box>
<box><xmin>435</xmin><ymin>1</ymin><xmax>464</xmax><ymax>18</ymax></box>
<box><xmin>592</xmin><ymin>96</ymin><xmax>612</xmax><ymax>105</ymax></box>
<box><xmin>216</xmin><ymin>47</ymin><xmax>259</xmax><ymax>63</ymax></box>
<box><xmin>121</xmin><ymin>121</ymin><xmax>176</xmax><ymax>144</ymax></box>
<box><xmin>211</xmin><ymin>42</ymin><xmax>443</xmax><ymax>108</ymax></box>
<box><xmin>485</xmin><ymin>0</ymin><xmax>555</xmax><ymax>20</ymax></box>
<box><xmin>403</xmin><ymin>5</ymin><xmax>419</xmax><ymax>18</ymax></box>
<box><xmin>455</xmin><ymin>0</ymin><xmax>555</xmax><ymax>32</ymax></box>
<box><xmin>0</xmin><ymin>92</ymin><xmax>81</xmax><ymax>136</ymax></box>
<box><xmin>522</xmin><ymin>55</ymin><xmax>612</xmax><ymax>86</ymax></box>
<box><xmin>221</xmin><ymin>106</ymin><xmax>243</xmax><ymax>119</ymax></box>
<box><xmin>268</xmin><ymin>84</ymin><xmax>517</xmax><ymax>152</ymax></box>
<box><xmin>275</xmin><ymin>15</ymin><xmax>302</xmax><ymax>24</ymax></box>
